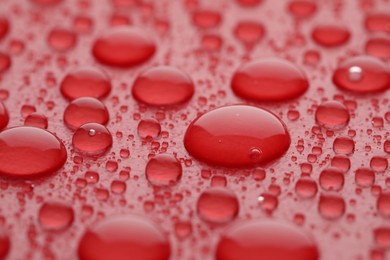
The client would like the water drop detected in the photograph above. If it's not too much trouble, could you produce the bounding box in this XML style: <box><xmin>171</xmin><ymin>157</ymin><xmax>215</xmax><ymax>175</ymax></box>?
<box><xmin>24</xmin><ymin>112</ymin><xmax>48</xmax><ymax>129</ymax></box>
<box><xmin>295</xmin><ymin>177</ymin><xmax>318</xmax><ymax>199</ymax></box>
<box><xmin>92</xmin><ymin>27</ymin><xmax>155</xmax><ymax>67</ymax></box>
<box><xmin>31</xmin><ymin>0</ymin><xmax>62</xmax><ymax>5</ymax></box>
<box><xmin>258</xmin><ymin>193</ymin><xmax>278</xmax><ymax>214</ymax></box>
<box><xmin>231</xmin><ymin>58</ymin><xmax>309</xmax><ymax>102</ymax></box>
<box><xmin>216</xmin><ymin>220</ymin><xmax>319</xmax><ymax>260</ymax></box>
<box><xmin>47</xmin><ymin>28</ymin><xmax>77</xmax><ymax>52</ymax></box>
<box><xmin>364</xmin><ymin>13</ymin><xmax>390</xmax><ymax>33</ymax></box>
<box><xmin>288</xmin><ymin>0</ymin><xmax>317</xmax><ymax>19</ymax></box>
<box><xmin>235</xmin><ymin>0</ymin><xmax>263</xmax><ymax>7</ymax></box>
<box><xmin>370</xmin><ymin>156</ymin><xmax>388</xmax><ymax>172</ymax></box>
<box><xmin>331</xmin><ymin>155</ymin><xmax>351</xmax><ymax>172</ymax></box>
<box><xmin>333</xmin><ymin>55</ymin><xmax>390</xmax><ymax>93</ymax></box>
<box><xmin>234</xmin><ymin>21</ymin><xmax>265</xmax><ymax>46</ymax></box>
<box><xmin>184</xmin><ymin>105</ymin><xmax>290</xmax><ymax>167</ymax></box>
<box><xmin>60</xmin><ymin>67</ymin><xmax>112</xmax><ymax>100</ymax></box>
<box><xmin>145</xmin><ymin>154</ymin><xmax>182</xmax><ymax>186</ymax></box>
<box><xmin>137</xmin><ymin>119</ymin><xmax>161</xmax><ymax>139</ymax></box>
<box><xmin>333</xmin><ymin>136</ymin><xmax>355</xmax><ymax>155</ymax></box>
<box><xmin>355</xmin><ymin>168</ymin><xmax>375</xmax><ymax>187</ymax></box>
<box><xmin>78</xmin><ymin>215</ymin><xmax>171</xmax><ymax>260</ymax></box>
<box><xmin>365</xmin><ymin>37</ymin><xmax>390</xmax><ymax>60</ymax></box>
<box><xmin>64</xmin><ymin>97</ymin><xmax>109</xmax><ymax>130</ymax></box>
<box><xmin>315</xmin><ymin>101</ymin><xmax>350</xmax><ymax>129</ymax></box>
<box><xmin>0</xmin><ymin>102</ymin><xmax>9</xmax><ymax>130</ymax></box>
<box><xmin>192</xmin><ymin>10</ymin><xmax>222</xmax><ymax>29</ymax></box>
<box><xmin>0</xmin><ymin>232</ymin><xmax>9</xmax><ymax>259</ymax></box>
<box><xmin>72</xmin><ymin>123</ymin><xmax>112</xmax><ymax>155</ymax></box>
<box><xmin>311</xmin><ymin>25</ymin><xmax>350</xmax><ymax>47</ymax></box>
<box><xmin>132</xmin><ymin>66</ymin><xmax>194</xmax><ymax>106</ymax></box>
<box><xmin>319</xmin><ymin>168</ymin><xmax>344</xmax><ymax>191</ymax></box>
<box><xmin>318</xmin><ymin>194</ymin><xmax>345</xmax><ymax>219</ymax></box>
<box><xmin>377</xmin><ymin>192</ymin><xmax>390</xmax><ymax>217</ymax></box>
<box><xmin>197</xmin><ymin>187</ymin><xmax>239</xmax><ymax>224</ymax></box>
<box><xmin>0</xmin><ymin>52</ymin><xmax>11</xmax><ymax>73</ymax></box>
<box><xmin>0</xmin><ymin>127</ymin><xmax>67</xmax><ymax>178</ymax></box>
<box><xmin>201</xmin><ymin>34</ymin><xmax>222</xmax><ymax>51</ymax></box>
<box><xmin>0</xmin><ymin>17</ymin><xmax>9</xmax><ymax>40</ymax></box>
<box><xmin>174</xmin><ymin>221</ymin><xmax>192</xmax><ymax>239</ymax></box>
<box><xmin>38</xmin><ymin>202</ymin><xmax>74</xmax><ymax>231</ymax></box>
<box><xmin>374</xmin><ymin>227</ymin><xmax>390</xmax><ymax>246</ymax></box>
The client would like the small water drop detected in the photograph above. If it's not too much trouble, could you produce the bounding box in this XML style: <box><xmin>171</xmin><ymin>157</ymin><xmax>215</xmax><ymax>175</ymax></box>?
<box><xmin>145</xmin><ymin>154</ymin><xmax>182</xmax><ymax>186</ymax></box>
<box><xmin>231</xmin><ymin>58</ymin><xmax>309</xmax><ymax>102</ymax></box>
<box><xmin>132</xmin><ymin>66</ymin><xmax>194</xmax><ymax>106</ymax></box>
<box><xmin>92</xmin><ymin>27</ymin><xmax>155</xmax><ymax>67</ymax></box>
<box><xmin>64</xmin><ymin>97</ymin><xmax>109</xmax><ymax>130</ymax></box>
<box><xmin>38</xmin><ymin>202</ymin><xmax>74</xmax><ymax>231</ymax></box>
<box><xmin>318</xmin><ymin>194</ymin><xmax>345</xmax><ymax>220</ymax></box>
<box><xmin>78</xmin><ymin>215</ymin><xmax>170</xmax><ymax>260</ymax></box>
<box><xmin>60</xmin><ymin>67</ymin><xmax>112</xmax><ymax>100</ymax></box>
<box><xmin>315</xmin><ymin>101</ymin><xmax>350</xmax><ymax>130</ymax></box>
<box><xmin>333</xmin><ymin>55</ymin><xmax>390</xmax><ymax>93</ymax></box>
<box><xmin>197</xmin><ymin>187</ymin><xmax>239</xmax><ymax>224</ymax></box>
<box><xmin>216</xmin><ymin>220</ymin><xmax>319</xmax><ymax>260</ymax></box>
<box><xmin>72</xmin><ymin>123</ymin><xmax>112</xmax><ymax>155</ymax></box>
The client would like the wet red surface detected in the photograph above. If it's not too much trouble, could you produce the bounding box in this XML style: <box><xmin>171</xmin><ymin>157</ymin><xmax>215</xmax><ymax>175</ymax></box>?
<box><xmin>0</xmin><ymin>0</ymin><xmax>390</xmax><ymax>259</ymax></box>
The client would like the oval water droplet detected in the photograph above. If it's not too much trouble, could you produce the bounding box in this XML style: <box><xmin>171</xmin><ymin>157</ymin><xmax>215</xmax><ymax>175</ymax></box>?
<box><xmin>333</xmin><ymin>136</ymin><xmax>355</xmax><ymax>155</ymax></box>
<box><xmin>92</xmin><ymin>27</ymin><xmax>155</xmax><ymax>67</ymax></box>
<box><xmin>0</xmin><ymin>101</ymin><xmax>9</xmax><ymax>131</ymax></box>
<box><xmin>192</xmin><ymin>10</ymin><xmax>222</xmax><ymax>29</ymax></box>
<box><xmin>197</xmin><ymin>187</ymin><xmax>239</xmax><ymax>224</ymax></box>
<box><xmin>0</xmin><ymin>17</ymin><xmax>9</xmax><ymax>40</ymax></box>
<box><xmin>145</xmin><ymin>154</ymin><xmax>182</xmax><ymax>186</ymax></box>
<box><xmin>318</xmin><ymin>194</ymin><xmax>345</xmax><ymax>219</ymax></box>
<box><xmin>31</xmin><ymin>0</ymin><xmax>62</xmax><ymax>5</ymax></box>
<box><xmin>311</xmin><ymin>25</ymin><xmax>350</xmax><ymax>47</ymax></box>
<box><xmin>364</xmin><ymin>13</ymin><xmax>390</xmax><ymax>33</ymax></box>
<box><xmin>132</xmin><ymin>66</ymin><xmax>194</xmax><ymax>106</ymax></box>
<box><xmin>0</xmin><ymin>52</ymin><xmax>11</xmax><ymax>73</ymax></box>
<box><xmin>137</xmin><ymin>119</ymin><xmax>161</xmax><ymax>139</ymax></box>
<box><xmin>288</xmin><ymin>0</ymin><xmax>317</xmax><ymax>19</ymax></box>
<box><xmin>184</xmin><ymin>105</ymin><xmax>290</xmax><ymax>167</ymax></box>
<box><xmin>234</xmin><ymin>21</ymin><xmax>265</xmax><ymax>46</ymax></box>
<box><xmin>235</xmin><ymin>0</ymin><xmax>263</xmax><ymax>7</ymax></box>
<box><xmin>231</xmin><ymin>58</ymin><xmax>309</xmax><ymax>102</ymax></box>
<box><xmin>72</xmin><ymin>123</ymin><xmax>112</xmax><ymax>155</ymax></box>
<box><xmin>295</xmin><ymin>177</ymin><xmax>318</xmax><ymax>199</ymax></box>
<box><xmin>216</xmin><ymin>220</ymin><xmax>319</xmax><ymax>260</ymax></box>
<box><xmin>47</xmin><ymin>28</ymin><xmax>77</xmax><ymax>52</ymax></box>
<box><xmin>377</xmin><ymin>192</ymin><xmax>390</xmax><ymax>217</ymax></box>
<box><xmin>64</xmin><ymin>97</ymin><xmax>109</xmax><ymax>130</ymax></box>
<box><xmin>333</xmin><ymin>55</ymin><xmax>390</xmax><ymax>93</ymax></box>
<box><xmin>315</xmin><ymin>101</ymin><xmax>350</xmax><ymax>129</ymax></box>
<box><xmin>78</xmin><ymin>215</ymin><xmax>171</xmax><ymax>260</ymax></box>
<box><xmin>319</xmin><ymin>167</ymin><xmax>344</xmax><ymax>191</ymax></box>
<box><xmin>0</xmin><ymin>232</ymin><xmax>10</xmax><ymax>259</ymax></box>
<box><xmin>60</xmin><ymin>67</ymin><xmax>112</xmax><ymax>100</ymax></box>
<box><xmin>38</xmin><ymin>202</ymin><xmax>74</xmax><ymax>231</ymax></box>
<box><xmin>355</xmin><ymin>168</ymin><xmax>375</xmax><ymax>187</ymax></box>
<box><xmin>24</xmin><ymin>112</ymin><xmax>48</xmax><ymax>129</ymax></box>
<box><xmin>0</xmin><ymin>127</ymin><xmax>67</xmax><ymax>178</ymax></box>
<box><xmin>365</xmin><ymin>37</ymin><xmax>390</xmax><ymax>60</ymax></box>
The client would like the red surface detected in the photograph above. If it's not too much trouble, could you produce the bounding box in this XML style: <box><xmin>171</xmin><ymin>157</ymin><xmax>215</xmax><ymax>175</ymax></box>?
<box><xmin>0</xmin><ymin>0</ymin><xmax>390</xmax><ymax>259</ymax></box>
